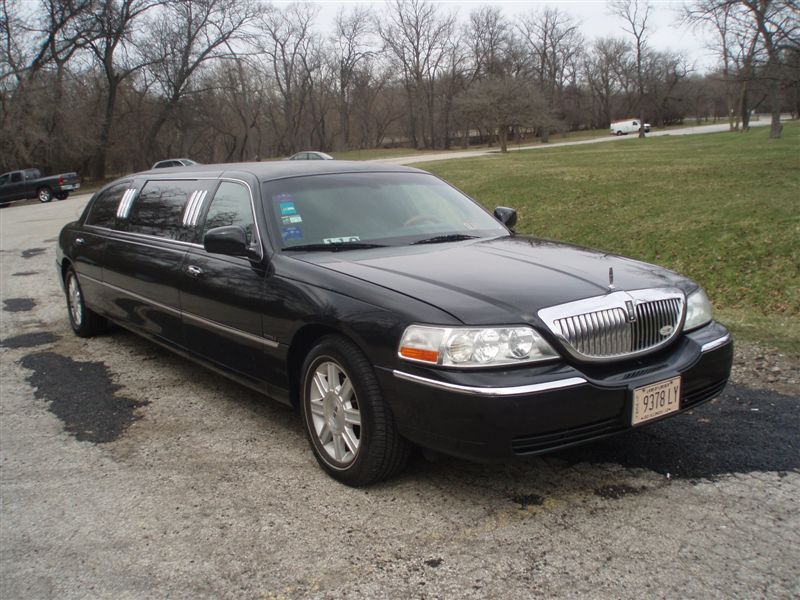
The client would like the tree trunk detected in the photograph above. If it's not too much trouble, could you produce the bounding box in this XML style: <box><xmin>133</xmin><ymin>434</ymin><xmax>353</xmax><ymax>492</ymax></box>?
<box><xmin>92</xmin><ymin>77</ymin><xmax>119</xmax><ymax>180</ymax></box>
<box><xmin>499</xmin><ymin>126</ymin><xmax>508</xmax><ymax>152</ymax></box>
<box><xmin>767</xmin><ymin>76</ymin><xmax>783</xmax><ymax>139</ymax></box>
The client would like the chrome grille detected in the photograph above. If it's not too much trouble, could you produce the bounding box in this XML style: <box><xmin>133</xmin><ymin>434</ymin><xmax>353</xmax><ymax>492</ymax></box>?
<box><xmin>539</xmin><ymin>289</ymin><xmax>685</xmax><ymax>361</ymax></box>
<box><xmin>554</xmin><ymin>307</ymin><xmax>632</xmax><ymax>357</ymax></box>
<box><xmin>632</xmin><ymin>297</ymin><xmax>683</xmax><ymax>352</ymax></box>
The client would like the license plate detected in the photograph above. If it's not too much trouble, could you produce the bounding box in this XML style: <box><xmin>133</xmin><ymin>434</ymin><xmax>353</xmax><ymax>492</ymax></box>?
<box><xmin>61</xmin><ymin>184</ymin><xmax>79</xmax><ymax>190</ymax></box>
<box><xmin>632</xmin><ymin>376</ymin><xmax>681</xmax><ymax>426</ymax></box>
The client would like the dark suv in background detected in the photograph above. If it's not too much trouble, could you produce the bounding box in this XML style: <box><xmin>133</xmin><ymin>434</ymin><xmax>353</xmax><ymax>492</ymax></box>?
<box><xmin>0</xmin><ymin>168</ymin><xmax>80</xmax><ymax>204</ymax></box>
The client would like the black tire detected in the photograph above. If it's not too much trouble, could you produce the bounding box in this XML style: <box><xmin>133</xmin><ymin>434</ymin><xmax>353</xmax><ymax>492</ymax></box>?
<box><xmin>38</xmin><ymin>187</ymin><xmax>53</xmax><ymax>202</ymax></box>
<box><xmin>300</xmin><ymin>335</ymin><xmax>410</xmax><ymax>486</ymax></box>
<box><xmin>55</xmin><ymin>191</ymin><xmax>68</xmax><ymax>200</ymax></box>
<box><xmin>615</xmin><ymin>130</ymin><xmax>623</xmax><ymax>136</ymax></box>
<box><xmin>64</xmin><ymin>266</ymin><xmax>106</xmax><ymax>337</ymax></box>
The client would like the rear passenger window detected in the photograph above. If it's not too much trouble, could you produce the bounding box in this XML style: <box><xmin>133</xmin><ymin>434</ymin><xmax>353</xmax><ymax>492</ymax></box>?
<box><xmin>201</xmin><ymin>182</ymin><xmax>255</xmax><ymax>244</ymax></box>
<box><xmin>86</xmin><ymin>183</ymin><xmax>129</xmax><ymax>228</ymax></box>
<box><xmin>127</xmin><ymin>180</ymin><xmax>199</xmax><ymax>240</ymax></box>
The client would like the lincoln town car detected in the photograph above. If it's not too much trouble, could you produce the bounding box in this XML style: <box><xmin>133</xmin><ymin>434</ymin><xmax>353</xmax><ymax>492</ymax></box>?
<box><xmin>57</xmin><ymin>162</ymin><xmax>733</xmax><ymax>485</ymax></box>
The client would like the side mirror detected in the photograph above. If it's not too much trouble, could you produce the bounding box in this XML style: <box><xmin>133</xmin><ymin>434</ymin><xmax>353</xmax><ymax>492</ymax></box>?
<box><xmin>204</xmin><ymin>225</ymin><xmax>250</xmax><ymax>257</ymax></box>
<box><xmin>493</xmin><ymin>206</ymin><xmax>518</xmax><ymax>229</ymax></box>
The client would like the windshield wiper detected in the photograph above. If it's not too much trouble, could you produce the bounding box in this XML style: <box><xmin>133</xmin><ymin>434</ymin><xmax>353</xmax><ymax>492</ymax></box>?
<box><xmin>284</xmin><ymin>242</ymin><xmax>387</xmax><ymax>252</ymax></box>
<box><xmin>411</xmin><ymin>233</ymin><xmax>479</xmax><ymax>245</ymax></box>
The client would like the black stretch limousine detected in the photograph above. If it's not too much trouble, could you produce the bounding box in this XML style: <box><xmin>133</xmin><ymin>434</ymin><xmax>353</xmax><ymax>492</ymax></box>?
<box><xmin>57</xmin><ymin>161</ymin><xmax>733</xmax><ymax>485</ymax></box>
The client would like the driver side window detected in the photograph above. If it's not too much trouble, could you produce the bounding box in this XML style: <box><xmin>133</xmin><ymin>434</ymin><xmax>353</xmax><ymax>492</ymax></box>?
<box><xmin>202</xmin><ymin>182</ymin><xmax>255</xmax><ymax>244</ymax></box>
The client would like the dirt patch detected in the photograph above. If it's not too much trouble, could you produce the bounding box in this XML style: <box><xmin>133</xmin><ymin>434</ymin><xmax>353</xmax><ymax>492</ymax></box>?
<box><xmin>508</xmin><ymin>493</ymin><xmax>545</xmax><ymax>508</ymax></box>
<box><xmin>555</xmin><ymin>384</ymin><xmax>800</xmax><ymax>479</ymax></box>
<box><xmin>3</xmin><ymin>298</ymin><xmax>36</xmax><ymax>312</ymax></box>
<box><xmin>20</xmin><ymin>352</ymin><xmax>148</xmax><ymax>443</ymax></box>
<box><xmin>1</xmin><ymin>332</ymin><xmax>59</xmax><ymax>349</ymax></box>
<box><xmin>21</xmin><ymin>248</ymin><xmax>46</xmax><ymax>259</ymax></box>
<box><xmin>594</xmin><ymin>484</ymin><xmax>645</xmax><ymax>500</ymax></box>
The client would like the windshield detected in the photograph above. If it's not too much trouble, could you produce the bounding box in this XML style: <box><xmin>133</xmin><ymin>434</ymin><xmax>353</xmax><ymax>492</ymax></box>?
<box><xmin>262</xmin><ymin>172</ymin><xmax>506</xmax><ymax>249</ymax></box>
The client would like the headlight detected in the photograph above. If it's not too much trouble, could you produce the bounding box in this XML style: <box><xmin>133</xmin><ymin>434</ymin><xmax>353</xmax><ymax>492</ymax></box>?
<box><xmin>684</xmin><ymin>288</ymin><xmax>713</xmax><ymax>331</ymax></box>
<box><xmin>398</xmin><ymin>325</ymin><xmax>558</xmax><ymax>367</ymax></box>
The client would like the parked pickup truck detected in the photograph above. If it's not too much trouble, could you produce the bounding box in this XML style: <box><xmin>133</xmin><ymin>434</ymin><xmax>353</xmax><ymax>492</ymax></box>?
<box><xmin>0</xmin><ymin>168</ymin><xmax>81</xmax><ymax>205</ymax></box>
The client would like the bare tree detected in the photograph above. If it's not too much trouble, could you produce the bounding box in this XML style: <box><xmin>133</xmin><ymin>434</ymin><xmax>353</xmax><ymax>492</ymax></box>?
<box><xmin>86</xmin><ymin>0</ymin><xmax>160</xmax><ymax>178</ymax></box>
<box><xmin>377</xmin><ymin>0</ymin><xmax>457</xmax><ymax>149</ymax></box>
<box><xmin>584</xmin><ymin>37</ymin><xmax>630</xmax><ymax>128</ymax></box>
<box><xmin>259</xmin><ymin>2</ymin><xmax>320</xmax><ymax>154</ymax></box>
<box><xmin>330</xmin><ymin>7</ymin><xmax>372</xmax><ymax>150</ymax></box>
<box><xmin>609</xmin><ymin>0</ymin><xmax>653</xmax><ymax>137</ymax></box>
<box><xmin>458</xmin><ymin>75</ymin><xmax>550</xmax><ymax>152</ymax></box>
<box><xmin>141</xmin><ymin>0</ymin><xmax>260</xmax><ymax>164</ymax></box>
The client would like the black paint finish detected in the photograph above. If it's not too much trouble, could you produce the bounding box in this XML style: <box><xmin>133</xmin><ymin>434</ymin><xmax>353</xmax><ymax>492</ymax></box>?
<box><xmin>55</xmin><ymin>161</ymin><xmax>735</xmax><ymax>463</ymax></box>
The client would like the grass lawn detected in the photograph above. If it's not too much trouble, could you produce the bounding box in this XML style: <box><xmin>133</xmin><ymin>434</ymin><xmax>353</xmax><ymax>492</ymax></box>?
<box><xmin>420</xmin><ymin>121</ymin><xmax>800</xmax><ymax>355</ymax></box>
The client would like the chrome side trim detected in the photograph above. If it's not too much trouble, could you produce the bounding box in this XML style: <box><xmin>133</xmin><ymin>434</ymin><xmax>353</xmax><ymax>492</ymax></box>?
<box><xmin>107</xmin><ymin>229</ymin><xmax>203</xmax><ymax>249</ymax></box>
<box><xmin>79</xmin><ymin>273</ymin><xmax>180</xmax><ymax>316</ymax></box>
<box><xmin>188</xmin><ymin>190</ymin><xmax>208</xmax><ymax>226</ymax></box>
<box><xmin>392</xmin><ymin>370</ymin><xmax>587</xmax><ymax>397</ymax></box>
<box><xmin>116</xmin><ymin>188</ymin><xmax>137</xmax><ymax>218</ymax></box>
<box><xmin>183</xmin><ymin>312</ymin><xmax>279</xmax><ymax>348</ymax></box>
<box><xmin>78</xmin><ymin>274</ymin><xmax>280</xmax><ymax>349</ymax></box>
<box><xmin>182</xmin><ymin>191</ymin><xmax>200</xmax><ymax>226</ymax></box>
<box><xmin>701</xmin><ymin>333</ymin><xmax>731</xmax><ymax>353</ymax></box>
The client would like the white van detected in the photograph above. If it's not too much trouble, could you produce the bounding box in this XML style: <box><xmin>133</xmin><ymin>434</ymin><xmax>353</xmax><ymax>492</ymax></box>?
<box><xmin>610</xmin><ymin>120</ymin><xmax>651</xmax><ymax>135</ymax></box>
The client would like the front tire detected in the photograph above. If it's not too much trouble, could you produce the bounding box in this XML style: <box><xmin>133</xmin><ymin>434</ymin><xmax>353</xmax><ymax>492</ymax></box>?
<box><xmin>300</xmin><ymin>335</ymin><xmax>410</xmax><ymax>486</ymax></box>
<box><xmin>38</xmin><ymin>187</ymin><xmax>53</xmax><ymax>203</ymax></box>
<box><xmin>64</xmin><ymin>267</ymin><xmax>106</xmax><ymax>337</ymax></box>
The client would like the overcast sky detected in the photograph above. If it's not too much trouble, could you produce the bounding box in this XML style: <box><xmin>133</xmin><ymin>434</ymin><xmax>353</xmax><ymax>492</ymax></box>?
<box><xmin>286</xmin><ymin>0</ymin><xmax>718</xmax><ymax>71</ymax></box>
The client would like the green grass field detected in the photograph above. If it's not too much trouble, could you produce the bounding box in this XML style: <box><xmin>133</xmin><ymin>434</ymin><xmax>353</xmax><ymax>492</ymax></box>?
<box><xmin>421</xmin><ymin>122</ymin><xmax>800</xmax><ymax>355</ymax></box>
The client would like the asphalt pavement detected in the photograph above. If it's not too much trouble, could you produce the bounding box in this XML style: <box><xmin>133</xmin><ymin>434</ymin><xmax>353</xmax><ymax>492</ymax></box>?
<box><xmin>1</xmin><ymin>154</ymin><xmax>798</xmax><ymax>599</ymax></box>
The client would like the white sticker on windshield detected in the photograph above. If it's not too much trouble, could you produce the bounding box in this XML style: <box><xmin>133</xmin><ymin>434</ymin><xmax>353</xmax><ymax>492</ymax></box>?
<box><xmin>323</xmin><ymin>236</ymin><xmax>360</xmax><ymax>244</ymax></box>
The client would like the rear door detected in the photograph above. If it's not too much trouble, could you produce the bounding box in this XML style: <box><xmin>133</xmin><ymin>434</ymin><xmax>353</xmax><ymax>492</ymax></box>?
<box><xmin>180</xmin><ymin>179</ymin><xmax>272</xmax><ymax>384</ymax></box>
<box><xmin>102</xmin><ymin>179</ymin><xmax>214</xmax><ymax>347</ymax></box>
<box><xmin>72</xmin><ymin>181</ymin><xmax>132</xmax><ymax>313</ymax></box>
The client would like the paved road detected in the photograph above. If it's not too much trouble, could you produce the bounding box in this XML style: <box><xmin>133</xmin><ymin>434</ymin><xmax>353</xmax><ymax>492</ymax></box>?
<box><xmin>375</xmin><ymin>120</ymin><xmax>773</xmax><ymax>165</ymax></box>
<box><xmin>1</xmin><ymin>186</ymin><xmax>798</xmax><ymax>598</ymax></box>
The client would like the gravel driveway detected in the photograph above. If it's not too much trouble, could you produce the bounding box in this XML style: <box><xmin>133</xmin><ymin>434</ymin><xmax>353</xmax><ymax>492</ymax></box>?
<box><xmin>1</xmin><ymin>195</ymin><xmax>798</xmax><ymax>599</ymax></box>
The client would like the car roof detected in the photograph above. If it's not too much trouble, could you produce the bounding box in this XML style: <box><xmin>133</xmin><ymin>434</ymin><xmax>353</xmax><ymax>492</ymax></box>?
<box><xmin>135</xmin><ymin>160</ymin><xmax>426</xmax><ymax>182</ymax></box>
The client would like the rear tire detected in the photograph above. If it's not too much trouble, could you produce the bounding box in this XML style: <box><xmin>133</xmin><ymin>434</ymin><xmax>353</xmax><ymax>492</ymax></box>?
<box><xmin>300</xmin><ymin>335</ymin><xmax>410</xmax><ymax>486</ymax></box>
<box><xmin>55</xmin><ymin>191</ymin><xmax>68</xmax><ymax>200</ymax></box>
<box><xmin>38</xmin><ymin>187</ymin><xmax>53</xmax><ymax>202</ymax></box>
<box><xmin>64</xmin><ymin>266</ymin><xmax>106</xmax><ymax>337</ymax></box>
<box><xmin>615</xmin><ymin>130</ymin><xmax>623</xmax><ymax>136</ymax></box>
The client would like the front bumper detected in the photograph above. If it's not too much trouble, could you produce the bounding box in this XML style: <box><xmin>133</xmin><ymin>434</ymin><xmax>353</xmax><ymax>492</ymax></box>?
<box><xmin>377</xmin><ymin>321</ymin><xmax>733</xmax><ymax>461</ymax></box>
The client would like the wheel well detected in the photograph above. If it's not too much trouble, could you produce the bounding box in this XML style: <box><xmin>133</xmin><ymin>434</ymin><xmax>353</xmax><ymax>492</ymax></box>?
<box><xmin>61</xmin><ymin>258</ymin><xmax>72</xmax><ymax>283</ymax></box>
<box><xmin>286</xmin><ymin>324</ymin><xmax>347</xmax><ymax>408</ymax></box>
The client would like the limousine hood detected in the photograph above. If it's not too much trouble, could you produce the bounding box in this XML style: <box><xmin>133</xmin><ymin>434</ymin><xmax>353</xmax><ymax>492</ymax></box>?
<box><xmin>304</xmin><ymin>235</ymin><xmax>693</xmax><ymax>326</ymax></box>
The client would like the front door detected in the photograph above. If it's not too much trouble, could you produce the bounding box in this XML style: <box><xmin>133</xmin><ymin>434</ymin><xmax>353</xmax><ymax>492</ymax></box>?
<box><xmin>180</xmin><ymin>180</ymin><xmax>271</xmax><ymax>385</ymax></box>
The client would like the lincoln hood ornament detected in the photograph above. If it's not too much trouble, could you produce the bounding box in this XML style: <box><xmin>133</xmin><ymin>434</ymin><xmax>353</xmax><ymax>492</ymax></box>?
<box><xmin>608</xmin><ymin>267</ymin><xmax>615</xmax><ymax>290</ymax></box>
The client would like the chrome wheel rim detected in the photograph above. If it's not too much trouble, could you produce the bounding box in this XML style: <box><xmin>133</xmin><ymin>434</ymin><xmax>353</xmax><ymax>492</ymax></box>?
<box><xmin>67</xmin><ymin>275</ymin><xmax>82</xmax><ymax>326</ymax></box>
<box><xmin>39</xmin><ymin>189</ymin><xmax>50</xmax><ymax>202</ymax></box>
<box><xmin>308</xmin><ymin>360</ymin><xmax>361</xmax><ymax>465</ymax></box>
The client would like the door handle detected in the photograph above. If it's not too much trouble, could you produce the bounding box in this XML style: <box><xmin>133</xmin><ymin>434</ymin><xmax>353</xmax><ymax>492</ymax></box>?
<box><xmin>75</xmin><ymin>237</ymin><xmax>85</xmax><ymax>246</ymax></box>
<box><xmin>186</xmin><ymin>265</ymin><xmax>203</xmax><ymax>277</ymax></box>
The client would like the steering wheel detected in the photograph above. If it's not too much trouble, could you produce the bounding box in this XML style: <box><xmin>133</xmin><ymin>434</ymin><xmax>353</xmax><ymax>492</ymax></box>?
<box><xmin>403</xmin><ymin>215</ymin><xmax>441</xmax><ymax>227</ymax></box>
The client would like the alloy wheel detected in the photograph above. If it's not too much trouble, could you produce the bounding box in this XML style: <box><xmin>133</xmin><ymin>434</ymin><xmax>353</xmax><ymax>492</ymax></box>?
<box><xmin>308</xmin><ymin>360</ymin><xmax>361</xmax><ymax>465</ymax></box>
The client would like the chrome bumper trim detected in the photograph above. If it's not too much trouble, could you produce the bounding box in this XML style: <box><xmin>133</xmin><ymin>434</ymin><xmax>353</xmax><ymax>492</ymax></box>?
<box><xmin>392</xmin><ymin>370</ymin><xmax>587</xmax><ymax>397</ymax></box>
<box><xmin>701</xmin><ymin>333</ymin><xmax>732</xmax><ymax>353</ymax></box>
